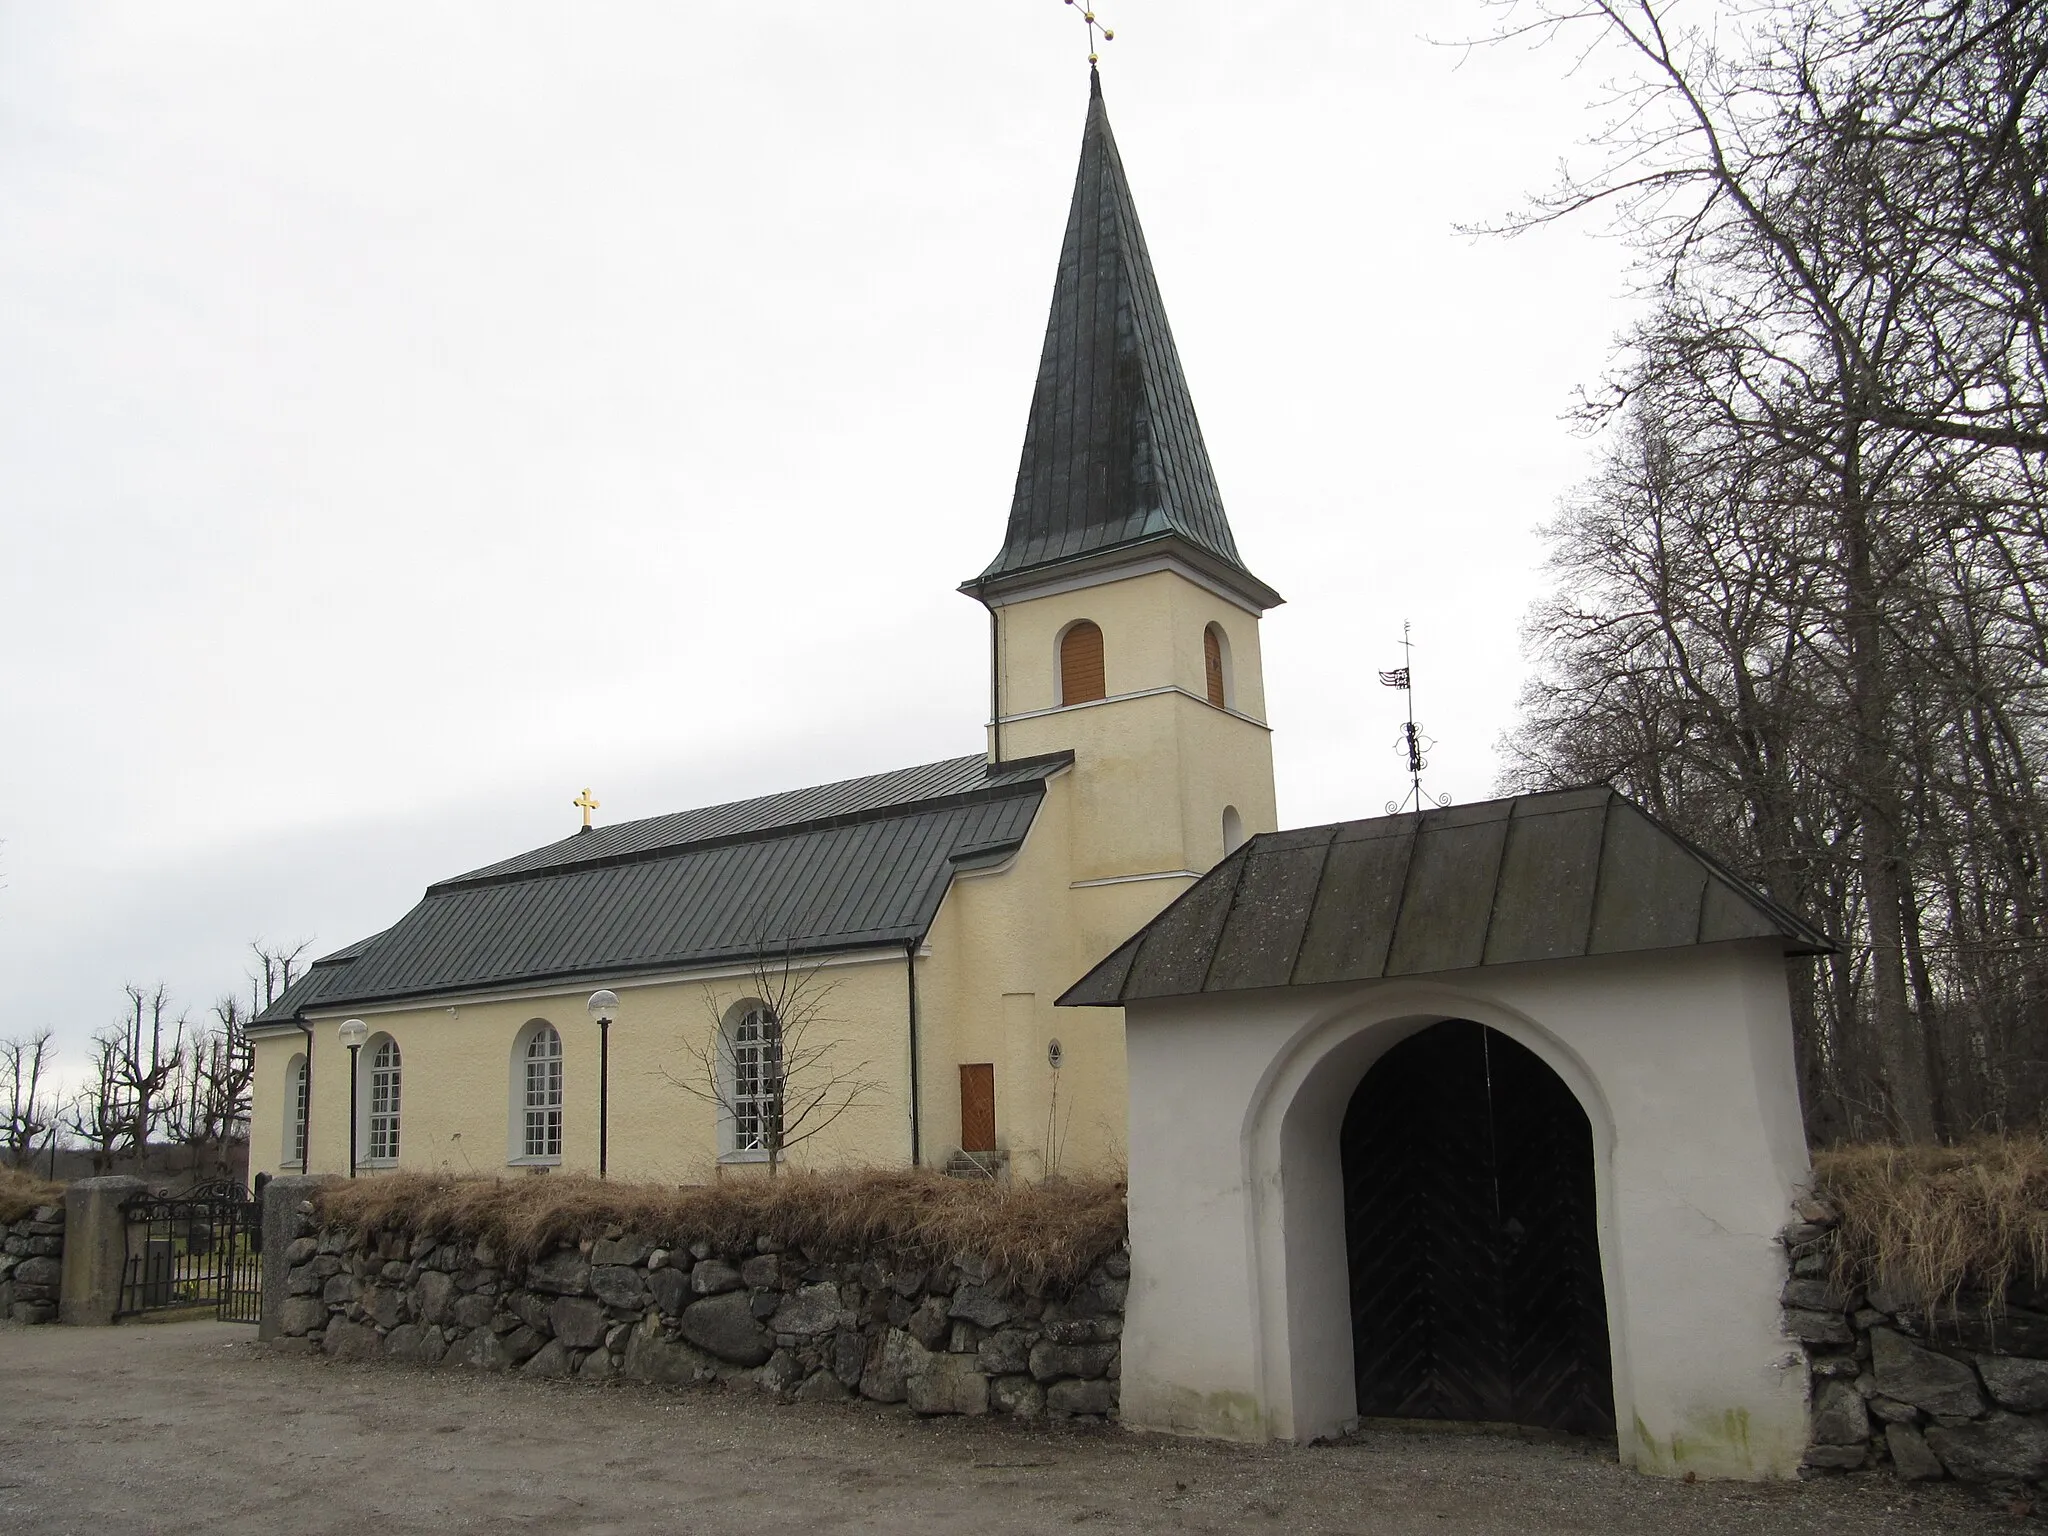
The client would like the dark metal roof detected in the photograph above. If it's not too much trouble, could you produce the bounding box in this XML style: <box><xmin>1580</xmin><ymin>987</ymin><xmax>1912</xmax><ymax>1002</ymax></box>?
<box><xmin>445</xmin><ymin>754</ymin><xmax>1062</xmax><ymax>889</ymax></box>
<box><xmin>1059</xmin><ymin>788</ymin><xmax>1834</xmax><ymax>1008</ymax></box>
<box><xmin>965</xmin><ymin>72</ymin><xmax>1278</xmax><ymax>611</ymax></box>
<box><xmin>255</xmin><ymin>754</ymin><xmax>1068</xmax><ymax>1022</ymax></box>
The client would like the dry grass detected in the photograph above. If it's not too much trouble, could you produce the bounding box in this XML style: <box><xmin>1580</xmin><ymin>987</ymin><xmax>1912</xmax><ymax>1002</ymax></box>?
<box><xmin>0</xmin><ymin>1166</ymin><xmax>64</xmax><ymax>1225</ymax></box>
<box><xmin>1812</xmin><ymin>1136</ymin><xmax>2048</xmax><ymax>1312</ymax></box>
<box><xmin>316</xmin><ymin>1168</ymin><xmax>1127</xmax><ymax>1293</ymax></box>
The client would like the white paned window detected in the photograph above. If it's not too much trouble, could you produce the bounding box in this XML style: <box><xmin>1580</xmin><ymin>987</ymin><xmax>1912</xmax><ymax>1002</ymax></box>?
<box><xmin>290</xmin><ymin>1057</ymin><xmax>308</xmax><ymax>1166</ymax></box>
<box><xmin>368</xmin><ymin>1038</ymin><xmax>402</xmax><ymax>1162</ymax></box>
<box><xmin>731</xmin><ymin>1006</ymin><xmax>783</xmax><ymax>1153</ymax></box>
<box><xmin>523</xmin><ymin>1025</ymin><xmax>563</xmax><ymax>1159</ymax></box>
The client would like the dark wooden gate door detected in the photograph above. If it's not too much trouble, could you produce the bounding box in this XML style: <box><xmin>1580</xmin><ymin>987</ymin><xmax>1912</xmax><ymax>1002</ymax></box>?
<box><xmin>959</xmin><ymin>1064</ymin><xmax>996</xmax><ymax>1151</ymax></box>
<box><xmin>1341</xmin><ymin>1020</ymin><xmax>1613</xmax><ymax>1436</ymax></box>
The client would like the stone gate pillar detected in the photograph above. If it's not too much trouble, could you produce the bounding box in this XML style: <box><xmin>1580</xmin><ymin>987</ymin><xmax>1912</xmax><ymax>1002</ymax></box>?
<box><xmin>59</xmin><ymin>1175</ymin><xmax>146</xmax><ymax>1326</ymax></box>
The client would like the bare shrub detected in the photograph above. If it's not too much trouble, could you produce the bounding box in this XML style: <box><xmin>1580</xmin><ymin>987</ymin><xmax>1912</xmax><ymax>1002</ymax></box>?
<box><xmin>316</xmin><ymin>1168</ymin><xmax>1126</xmax><ymax>1293</ymax></box>
<box><xmin>1813</xmin><ymin>1137</ymin><xmax>2048</xmax><ymax>1312</ymax></box>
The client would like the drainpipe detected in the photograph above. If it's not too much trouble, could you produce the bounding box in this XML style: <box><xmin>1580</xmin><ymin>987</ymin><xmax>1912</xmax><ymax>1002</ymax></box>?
<box><xmin>904</xmin><ymin>940</ymin><xmax>923</xmax><ymax>1167</ymax></box>
<box><xmin>298</xmin><ymin>1020</ymin><xmax>315</xmax><ymax>1176</ymax></box>
<box><xmin>987</xmin><ymin>605</ymin><xmax>1003</xmax><ymax>766</ymax></box>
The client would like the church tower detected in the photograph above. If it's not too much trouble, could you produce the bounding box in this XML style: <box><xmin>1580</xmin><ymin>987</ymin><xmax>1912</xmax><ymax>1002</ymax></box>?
<box><xmin>962</xmin><ymin>71</ymin><xmax>1281</xmax><ymax>896</ymax></box>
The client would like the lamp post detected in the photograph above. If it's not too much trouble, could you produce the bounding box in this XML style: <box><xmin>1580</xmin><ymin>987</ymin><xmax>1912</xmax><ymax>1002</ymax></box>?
<box><xmin>337</xmin><ymin>1019</ymin><xmax>369</xmax><ymax>1178</ymax></box>
<box><xmin>587</xmin><ymin>990</ymin><xmax>618</xmax><ymax>1179</ymax></box>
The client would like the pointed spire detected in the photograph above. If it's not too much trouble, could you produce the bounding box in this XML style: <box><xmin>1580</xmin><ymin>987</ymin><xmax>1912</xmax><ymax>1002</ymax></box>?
<box><xmin>966</xmin><ymin>76</ymin><xmax>1279</xmax><ymax>610</ymax></box>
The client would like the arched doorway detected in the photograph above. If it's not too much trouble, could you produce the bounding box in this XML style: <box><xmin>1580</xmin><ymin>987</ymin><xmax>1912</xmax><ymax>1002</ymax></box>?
<box><xmin>1341</xmin><ymin>1019</ymin><xmax>1614</xmax><ymax>1436</ymax></box>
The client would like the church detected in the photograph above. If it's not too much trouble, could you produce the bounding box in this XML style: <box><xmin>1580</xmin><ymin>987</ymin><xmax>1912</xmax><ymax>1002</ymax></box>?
<box><xmin>249</xmin><ymin>72</ymin><xmax>1282</xmax><ymax>1185</ymax></box>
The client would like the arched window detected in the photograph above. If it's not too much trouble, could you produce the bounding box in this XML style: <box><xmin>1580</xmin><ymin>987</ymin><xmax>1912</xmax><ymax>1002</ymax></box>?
<box><xmin>1222</xmin><ymin>804</ymin><xmax>1247</xmax><ymax>855</ymax></box>
<box><xmin>724</xmin><ymin>1002</ymin><xmax>783</xmax><ymax>1157</ymax></box>
<box><xmin>517</xmin><ymin>1023</ymin><xmax>563</xmax><ymax>1161</ymax></box>
<box><xmin>367</xmin><ymin>1037</ymin><xmax>402</xmax><ymax>1163</ymax></box>
<box><xmin>1058</xmin><ymin>620</ymin><xmax>1106</xmax><ymax>705</ymax></box>
<box><xmin>286</xmin><ymin>1055</ymin><xmax>308</xmax><ymax>1167</ymax></box>
<box><xmin>1204</xmin><ymin>624</ymin><xmax>1232</xmax><ymax>709</ymax></box>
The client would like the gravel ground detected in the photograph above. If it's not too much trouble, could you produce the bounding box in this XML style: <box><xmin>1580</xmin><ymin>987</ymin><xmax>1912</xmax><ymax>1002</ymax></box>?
<box><xmin>0</xmin><ymin>1320</ymin><xmax>2029</xmax><ymax>1534</ymax></box>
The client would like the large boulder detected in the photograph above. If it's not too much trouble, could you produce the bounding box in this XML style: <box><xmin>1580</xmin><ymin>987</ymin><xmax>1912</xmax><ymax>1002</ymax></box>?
<box><xmin>679</xmin><ymin>1291</ymin><xmax>773</xmax><ymax>1366</ymax></box>
<box><xmin>521</xmin><ymin>1339</ymin><xmax>571</xmax><ymax>1378</ymax></box>
<box><xmin>860</xmin><ymin>1329</ymin><xmax>932</xmax><ymax>1404</ymax></box>
<box><xmin>622</xmin><ymin>1316</ymin><xmax>716</xmax><ymax>1385</ymax></box>
<box><xmin>1977</xmin><ymin>1355</ymin><xmax>2048</xmax><ymax>1414</ymax></box>
<box><xmin>322</xmin><ymin>1318</ymin><xmax>381</xmax><ymax>1362</ymax></box>
<box><xmin>413</xmin><ymin>1270</ymin><xmax>455</xmax><ymax>1327</ymax></box>
<box><xmin>1029</xmin><ymin>1341</ymin><xmax>1118</xmax><ymax>1382</ymax></box>
<box><xmin>1925</xmin><ymin>1412</ymin><xmax>2048</xmax><ymax>1483</ymax></box>
<box><xmin>907</xmin><ymin>1353</ymin><xmax>989</xmax><ymax>1416</ymax></box>
<box><xmin>456</xmin><ymin>1328</ymin><xmax>511</xmax><ymax>1372</ymax></box>
<box><xmin>690</xmin><ymin>1259</ymin><xmax>744</xmax><ymax>1295</ymax></box>
<box><xmin>948</xmin><ymin>1283</ymin><xmax>1016</xmax><ymax>1329</ymax></box>
<box><xmin>1930</xmin><ymin>1304</ymin><xmax>2048</xmax><ymax>1360</ymax></box>
<box><xmin>647</xmin><ymin>1266</ymin><xmax>691</xmax><ymax>1319</ymax></box>
<box><xmin>360</xmin><ymin>1285</ymin><xmax>404</xmax><ymax>1330</ymax></box>
<box><xmin>550</xmin><ymin>1296</ymin><xmax>608</xmax><ymax>1350</ymax></box>
<box><xmin>1871</xmin><ymin>1329</ymin><xmax>1986</xmax><ymax>1418</ymax></box>
<box><xmin>1811</xmin><ymin>1380</ymin><xmax>1870</xmax><ymax>1446</ymax></box>
<box><xmin>771</xmin><ymin>1284</ymin><xmax>844</xmax><ymax>1337</ymax></box>
<box><xmin>1048</xmin><ymin>1378</ymin><xmax>1119</xmax><ymax>1416</ymax></box>
<box><xmin>591</xmin><ymin>1235</ymin><xmax>654</xmax><ymax>1268</ymax></box>
<box><xmin>1887</xmin><ymin>1423</ymin><xmax>1946</xmax><ymax>1481</ymax></box>
<box><xmin>590</xmin><ymin>1266</ymin><xmax>646</xmax><ymax>1310</ymax></box>
<box><xmin>277</xmin><ymin>1296</ymin><xmax>327</xmax><ymax>1337</ymax></box>
<box><xmin>383</xmin><ymin>1323</ymin><xmax>448</xmax><ymax>1366</ymax></box>
<box><xmin>524</xmin><ymin>1250</ymin><xmax>591</xmax><ymax>1296</ymax></box>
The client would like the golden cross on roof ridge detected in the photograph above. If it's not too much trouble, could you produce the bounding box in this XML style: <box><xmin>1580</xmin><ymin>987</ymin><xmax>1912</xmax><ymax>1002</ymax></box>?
<box><xmin>1062</xmin><ymin>0</ymin><xmax>1114</xmax><ymax>66</ymax></box>
<box><xmin>573</xmin><ymin>787</ymin><xmax>600</xmax><ymax>830</ymax></box>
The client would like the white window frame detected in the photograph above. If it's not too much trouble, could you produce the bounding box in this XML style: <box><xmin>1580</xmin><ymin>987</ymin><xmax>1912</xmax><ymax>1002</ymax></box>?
<box><xmin>510</xmin><ymin>1021</ymin><xmax>564</xmax><ymax>1166</ymax></box>
<box><xmin>284</xmin><ymin>1054</ymin><xmax>308</xmax><ymax>1169</ymax></box>
<box><xmin>362</xmin><ymin>1035</ymin><xmax>402</xmax><ymax>1166</ymax></box>
<box><xmin>720</xmin><ymin>1002</ymin><xmax>782</xmax><ymax>1163</ymax></box>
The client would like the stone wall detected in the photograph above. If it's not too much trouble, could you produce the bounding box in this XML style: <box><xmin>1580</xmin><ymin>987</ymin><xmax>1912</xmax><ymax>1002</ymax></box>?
<box><xmin>0</xmin><ymin>1202</ymin><xmax>66</xmax><ymax>1323</ymax></box>
<box><xmin>1785</xmin><ymin>1208</ymin><xmax>2048</xmax><ymax>1486</ymax></box>
<box><xmin>272</xmin><ymin>1199</ymin><xmax>1126</xmax><ymax>1420</ymax></box>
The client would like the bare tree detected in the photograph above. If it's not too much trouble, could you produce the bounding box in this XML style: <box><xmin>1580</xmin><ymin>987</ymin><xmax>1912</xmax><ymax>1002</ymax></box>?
<box><xmin>1</xmin><ymin>1028</ymin><xmax>56</xmax><ymax>1169</ymax></box>
<box><xmin>167</xmin><ymin>994</ymin><xmax>255</xmax><ymax>1177</ymax></box>
<box><xmin>62</xmin><ymin>1032</ymin><xmax>128</xmax><ymax>1175</ymax></box>
<box><xmin>248</xmin><ymin>939</ymin><xmax>312</xmax><ymax>1015</ymax></box>
<box><xmin>1484</xmin><ymin>0</ymin><xmax>2048</xmax><ymax>1143</ymax></box>
<box><xmin>109</xmin><ymin>983</ymin><xmax>185</xmax><ymax>1164</ymax></box>
<box><xmin>664</xmin><ymin>948</ymin><xmax>883</xmax><ymax>1176</ymax></box>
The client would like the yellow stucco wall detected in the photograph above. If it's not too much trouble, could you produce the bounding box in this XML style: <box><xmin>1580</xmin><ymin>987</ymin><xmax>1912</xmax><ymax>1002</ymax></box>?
<box><xmin>251</xmin><ymin>952</ymin><xmax>921</xmax><ymax>1184</ymax></box>
<box><xmin>250</xmin><ymin>562</ymin><xmax>1279</xmax><ymax>1188</ymax></box>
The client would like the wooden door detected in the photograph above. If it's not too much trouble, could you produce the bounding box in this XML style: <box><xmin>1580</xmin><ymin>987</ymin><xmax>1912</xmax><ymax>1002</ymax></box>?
<box><xmin>959</xmin><ymin>1064</ymin><xmax>996</xmax><ymax>1151</ymax></box>
<box><xmin>1341</xmin><ymin>1020</ymin><xmax>1613</xmax><ymax>1435</ymax></box>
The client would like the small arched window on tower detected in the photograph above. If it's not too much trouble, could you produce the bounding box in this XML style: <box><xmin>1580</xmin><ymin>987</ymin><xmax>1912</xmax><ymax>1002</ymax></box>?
<box><xmin>1222</xmin><ymin>804</ymin><xmax>1247</xmax><ymax>855</ymax></box>
<box><xmin>1059</xmin><ymin>620</ymin><xmax>1106</xmax><ymax>705</ymax></box>
<box><xmin>1204</xmin><ymin>624</ymin><xmax>1232</xmax><ymax>709</ymax></box>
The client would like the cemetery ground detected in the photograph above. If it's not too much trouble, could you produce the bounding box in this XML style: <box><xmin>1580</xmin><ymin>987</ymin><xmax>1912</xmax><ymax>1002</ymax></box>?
<box><xmin>0</xmin><ymin>1320</ymin><xmax>2028</xmax><ymax>1535</ymax></box>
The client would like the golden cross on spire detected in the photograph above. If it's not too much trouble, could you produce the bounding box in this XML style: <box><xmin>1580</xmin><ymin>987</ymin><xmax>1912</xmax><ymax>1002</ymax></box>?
<box><xmin>1062</xmin><ymin>0</ymin><xmax>1114</xmax><ymax>66</ymax></box>
<box><xmin>573</xmin><ymin>787</ymin><xmax>600</xmax><ymax>831</ymax></box>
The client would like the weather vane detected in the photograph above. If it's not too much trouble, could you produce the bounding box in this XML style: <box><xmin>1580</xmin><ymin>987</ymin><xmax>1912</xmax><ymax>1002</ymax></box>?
<box><xmin>1062</xmin><ymin>0</ymin><xmax>1114</xmax><ymax>66</ymax></box>
<box><xmin>1380</xmin><ymin>621</ymin><xmax>1453</xmax><ymax>815</ymax></box>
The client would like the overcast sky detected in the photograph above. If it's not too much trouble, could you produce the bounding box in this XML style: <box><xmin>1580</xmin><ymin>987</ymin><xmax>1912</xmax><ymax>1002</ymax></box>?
<box><xmin>0</xmin><ymin>0</ymin><xmax>1645</xmax><ymax>1091</ymax></box>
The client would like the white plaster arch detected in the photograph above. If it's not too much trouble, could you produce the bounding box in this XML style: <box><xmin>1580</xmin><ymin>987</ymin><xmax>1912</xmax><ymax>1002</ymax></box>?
<box><xmin>1235</xmin><ymin>981</ymin><xmax>1632</xmax><ymax>1452</ymax></box>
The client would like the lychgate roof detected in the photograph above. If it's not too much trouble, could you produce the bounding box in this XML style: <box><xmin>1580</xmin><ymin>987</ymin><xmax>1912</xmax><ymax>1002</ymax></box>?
<box><xmin>965</xmin><ymin>72</ymin><xmax>1279</xmax><ymax>611</ymax></box>
<box><xmin>256</xmin><ymin>752</ymin><xmax>1070</xmax><ymax>1023</ymax></box>
<box><xmin>1059</xmin><ymin>788</ymin><xmax>1833</xmax><ymax>1007</ymax></box>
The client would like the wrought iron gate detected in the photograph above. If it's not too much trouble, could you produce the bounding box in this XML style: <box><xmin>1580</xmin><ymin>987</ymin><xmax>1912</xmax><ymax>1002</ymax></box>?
<box><xmin>1342</xmin><ymin>1020</ymin><xmax>1614</xmax><ymax>1436</ymax></box>
<box><xmin>116</xmin><ymin>1181</ymin><xmax>263</xmax><ymax>1324</ymax></box>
